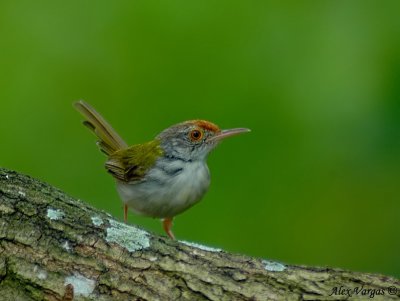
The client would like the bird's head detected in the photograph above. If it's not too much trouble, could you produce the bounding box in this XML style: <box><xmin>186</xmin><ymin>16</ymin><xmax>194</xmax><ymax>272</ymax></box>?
<box><xmin>157</xmin><ymin>120</ymin><xmax>250</xmax><ymax>162</ymax></box>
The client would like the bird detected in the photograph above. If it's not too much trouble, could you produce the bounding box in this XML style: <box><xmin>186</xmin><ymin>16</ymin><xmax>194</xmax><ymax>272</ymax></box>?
<box><xmin>74</xmin><ymin>100</ymin><xmax>250</xmax><ymax>239</ymax></box>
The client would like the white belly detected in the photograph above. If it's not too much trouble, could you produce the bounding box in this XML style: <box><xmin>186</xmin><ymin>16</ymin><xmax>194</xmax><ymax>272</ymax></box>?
<box><xmin>116</xmin><ymin>160</ymin><xmax>210</xmax><ymax>218</ymax></box>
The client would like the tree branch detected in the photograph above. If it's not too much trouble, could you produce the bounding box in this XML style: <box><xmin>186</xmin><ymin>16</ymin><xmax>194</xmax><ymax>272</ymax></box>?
<box><xmin>0</xmin><ymin>168</ymin><xmax>398</xmax><ymax>301</ymax></box>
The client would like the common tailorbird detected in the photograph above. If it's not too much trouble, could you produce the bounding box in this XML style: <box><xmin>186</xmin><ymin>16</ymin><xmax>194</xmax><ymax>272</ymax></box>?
<box><xmin>74</xmin><ymin>100</ymin><xmax>250</xmax><ymax>239</ymax></box>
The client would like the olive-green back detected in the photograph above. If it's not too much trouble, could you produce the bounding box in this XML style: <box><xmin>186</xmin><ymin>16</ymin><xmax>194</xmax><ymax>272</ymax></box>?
<box><xmin>106</xmin><ymin>140</ymin><xmax>163</xmax><ymax>183</ymax></box>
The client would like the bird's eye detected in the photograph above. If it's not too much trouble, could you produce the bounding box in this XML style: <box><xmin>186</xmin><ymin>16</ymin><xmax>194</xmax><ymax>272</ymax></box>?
<box><xmin>189</xmin><ymin>129</ymin><xmax>203</xmax><ymax>141</ymax></box>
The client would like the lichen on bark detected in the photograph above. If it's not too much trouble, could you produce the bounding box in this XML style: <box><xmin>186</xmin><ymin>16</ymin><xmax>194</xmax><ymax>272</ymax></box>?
<box><xmin>0</xmin><ymin>168</ymin><xmax>399</xmax><ymax>301</ymax></box>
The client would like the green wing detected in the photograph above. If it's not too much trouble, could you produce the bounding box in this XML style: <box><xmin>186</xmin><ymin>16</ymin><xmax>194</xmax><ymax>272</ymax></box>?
<box><xmin>105</xmin><ymin>139</ymin><xmax>164</xmax><ymax>183</ymax></box>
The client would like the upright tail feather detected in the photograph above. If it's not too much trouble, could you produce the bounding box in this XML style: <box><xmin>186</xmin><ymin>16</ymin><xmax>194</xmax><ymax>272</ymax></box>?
<box><xmin>74</xmin><ymin>100</ymin><xmax>128</xmax><ymax>155</ymax></box>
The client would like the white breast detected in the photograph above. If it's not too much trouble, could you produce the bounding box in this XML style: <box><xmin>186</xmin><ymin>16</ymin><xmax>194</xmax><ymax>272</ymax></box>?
<box><xmin>116</xmin><ymin>159</ymin><xmax>210</xmax><ymax>218</ymax></box>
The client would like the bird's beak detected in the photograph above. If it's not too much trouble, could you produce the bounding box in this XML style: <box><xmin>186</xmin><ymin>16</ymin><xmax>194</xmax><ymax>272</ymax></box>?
<box><xmin>209</xmin><ymin>128</ymin><xmax>251</xmax><ymax>142</ymax></box>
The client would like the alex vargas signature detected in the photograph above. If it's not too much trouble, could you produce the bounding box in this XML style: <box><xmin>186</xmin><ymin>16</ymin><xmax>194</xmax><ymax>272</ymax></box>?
<box><xmin>329</xmin><ymin>285</ymin><xmax>390</xmax><ymax>298</ymax></box>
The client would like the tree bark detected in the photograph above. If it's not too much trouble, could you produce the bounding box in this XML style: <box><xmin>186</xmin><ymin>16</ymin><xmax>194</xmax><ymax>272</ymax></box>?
<box><xmin>0</xmin><ymin>168</ymin><xmax>398</xmax><ymax>301</ymax></box>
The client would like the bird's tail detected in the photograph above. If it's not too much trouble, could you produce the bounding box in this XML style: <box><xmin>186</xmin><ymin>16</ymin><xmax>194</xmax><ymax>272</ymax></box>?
<box><xmin>74</xmin><ymin>100</ymin><xmax>128</xmax><ymax>156</ymax></box>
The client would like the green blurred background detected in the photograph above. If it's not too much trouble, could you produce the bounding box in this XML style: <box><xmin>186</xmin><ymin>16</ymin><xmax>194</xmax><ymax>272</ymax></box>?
<box><xmin>1</xmin><ymin>1</ymin><xmax>399</xmax><ymax>277</ymax></box>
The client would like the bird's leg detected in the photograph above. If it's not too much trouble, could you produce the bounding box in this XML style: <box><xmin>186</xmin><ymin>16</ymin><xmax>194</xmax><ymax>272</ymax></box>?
<box><xmin>124</xmin><ymin>204</ymin><xmax>128</xmax><ymax>223</ymax></box>
<box><xmin>162</xmin><ymin>217</ymin><xmax>175</xmax><ymax>240</ymax></box>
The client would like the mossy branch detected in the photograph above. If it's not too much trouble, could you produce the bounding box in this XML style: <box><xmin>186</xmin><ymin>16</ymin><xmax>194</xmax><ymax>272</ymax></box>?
<box><xmin>0</xmin><ymin>168</ymin><xmax>399</xmax><ymax>301</ymax></box>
